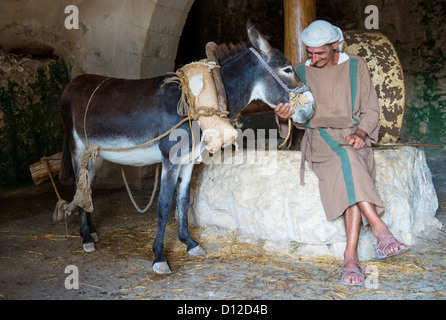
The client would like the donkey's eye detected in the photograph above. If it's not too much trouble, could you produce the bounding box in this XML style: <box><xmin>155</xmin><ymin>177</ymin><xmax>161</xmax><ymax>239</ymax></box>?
<box><xmin>282</xmin><ymin>67</ymin><xmax>293</xmax><ymax>74</ymax></box>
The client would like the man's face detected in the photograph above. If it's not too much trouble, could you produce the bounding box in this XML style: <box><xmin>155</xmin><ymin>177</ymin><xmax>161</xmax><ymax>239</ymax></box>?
<box><xmin>306</xmin><ymin>42</ymin><xmax>338</xmax><ymax>68</ymax></box>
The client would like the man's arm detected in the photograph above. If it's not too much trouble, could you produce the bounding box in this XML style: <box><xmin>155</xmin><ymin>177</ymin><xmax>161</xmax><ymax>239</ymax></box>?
<box><xmin>274</xmin><ymin>103</ymin><xmax>294</xmax><ymax>139</ymax></box>
<box><xmin>356</xmin><ymin>58</ymin><xmax>380</xmax><ymax>142</ymax></box>
<box><xmin>346</xmin><ymin>58</ymin><xmax>380</xmax><ymax>150</ymax></box>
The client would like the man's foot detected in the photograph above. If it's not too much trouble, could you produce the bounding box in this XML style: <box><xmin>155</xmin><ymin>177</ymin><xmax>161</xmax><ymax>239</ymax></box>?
<box><xmin>340</xmin><ymin>259</ymin><xmax>365</xmax><ymax>286</ymax></box>
<box><xmin>375</xmin><ymin>235</ymin><xmax>410</xmax><ymax>260</ymax></box>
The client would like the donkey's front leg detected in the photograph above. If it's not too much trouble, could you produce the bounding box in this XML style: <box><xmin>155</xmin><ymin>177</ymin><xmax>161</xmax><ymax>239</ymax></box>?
<box><xmin>177</xmin><ymin>163</ymin><xmax>206</xmax><ymax>256</ymax></box>
<box><xmin>152</xmin><ymin>161</ymin><xmax>181</xmax><ymax>274</ymax></box>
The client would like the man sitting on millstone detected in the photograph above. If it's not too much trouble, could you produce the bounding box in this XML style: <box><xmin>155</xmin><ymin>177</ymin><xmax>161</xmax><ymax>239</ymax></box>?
<box><xmin>274</xmin><ymin>20</ymin><xmax>409</xmax><ymax>286</ymax></box>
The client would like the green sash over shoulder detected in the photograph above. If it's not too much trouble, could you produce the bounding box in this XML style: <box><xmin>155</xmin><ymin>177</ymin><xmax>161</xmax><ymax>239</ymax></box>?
<box><xmin>295</xmin><ymin>58</ymin><xmax>360</xmax><ymax>126</ymax></box>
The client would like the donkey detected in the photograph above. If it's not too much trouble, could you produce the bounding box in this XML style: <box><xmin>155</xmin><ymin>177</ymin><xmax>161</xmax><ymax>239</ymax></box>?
<box><xmin>59</xmin><ymin>21</ymin><xmax>314</xmax><ymax>274</ymax></box>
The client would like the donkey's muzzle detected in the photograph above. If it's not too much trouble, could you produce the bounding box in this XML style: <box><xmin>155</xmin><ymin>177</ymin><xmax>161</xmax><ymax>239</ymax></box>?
<box><xmin>296</xmin><ymin>85</ymin><xmax>311</xmax><ymax>95</ymax></box>
<box><xmin>289</xmin><ymin>88</ymin><xmax>315</xmax><ymax>124</ymax></box>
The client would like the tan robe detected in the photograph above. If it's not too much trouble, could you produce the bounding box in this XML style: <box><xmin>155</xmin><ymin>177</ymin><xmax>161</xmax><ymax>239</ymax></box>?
<box><xmin>277</xmin><ymin>53</ymin><xmax>384</xmax><ymax>223</ymax></box>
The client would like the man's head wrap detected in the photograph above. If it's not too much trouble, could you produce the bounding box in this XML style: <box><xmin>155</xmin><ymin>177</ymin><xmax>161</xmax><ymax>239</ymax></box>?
<box><xmin>301</xmin><ymin>20</ymin><xmax>344</xmax><ymax>52</ymax></box>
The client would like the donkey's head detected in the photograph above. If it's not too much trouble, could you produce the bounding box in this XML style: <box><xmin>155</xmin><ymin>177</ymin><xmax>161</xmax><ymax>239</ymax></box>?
<box><xmin>246</xmin><ymin>20</ymin><xmax>314</xmax><ymax>124</ymax></box>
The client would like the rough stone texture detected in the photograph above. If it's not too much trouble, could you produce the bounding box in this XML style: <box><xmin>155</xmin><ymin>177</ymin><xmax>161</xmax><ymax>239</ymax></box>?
<box><xmin>189</xmin><ymin>147</ymin><xmax>441</xmax><ymax>260</ymax></box>
<box><xmin>0</xmin><ymin>50</ymin><xmax>62</xmax><ymax>88</ymax></box>
<box><xmin>0</xmin><ymin>50</ymin><xmax>69</xmax><ymax>189</ymax></box>
<box><xmin>0</xmin><ymin>0</ymin><xmax>193</xmax><ymax>79</ymax></box>
<box><xmin>344</xmin><ymin>32</ymin><xmax>406</xmax><ymax>143</ymax></box>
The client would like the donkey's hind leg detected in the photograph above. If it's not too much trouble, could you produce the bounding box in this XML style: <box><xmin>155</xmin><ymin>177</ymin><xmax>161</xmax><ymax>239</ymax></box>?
<box><xmin>74</xmin><ymin>155</ymin><xmax>103</xmax><ymax>253</ymax></box>
<box><xmin>79</xmin><ymin>208</ymin><xmax>97</xmax><ymax>252</ymax></box>
<box><xmin>177</xmin><ymin>163</ymin><xmax>206</xmax><ymax>256</ymax></box>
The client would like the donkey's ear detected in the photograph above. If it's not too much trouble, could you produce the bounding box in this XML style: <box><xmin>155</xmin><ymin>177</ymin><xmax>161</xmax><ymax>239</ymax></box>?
<box><xmin>246</xmin><ymin>19</ymin><xmax>273</xmax><ymax>59</ymax></box>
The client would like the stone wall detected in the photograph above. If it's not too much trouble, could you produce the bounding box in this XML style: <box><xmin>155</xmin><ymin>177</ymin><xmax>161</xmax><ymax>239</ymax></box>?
<box><xmin>0</xmin><ymin>0</ymin><xmax>194</xmax><ymax>189</ymax></box>
<box><xmin>0</xmin><ymin>50</ymin><xmax>69</xmax><ymax>190</ymax></box>
<box><xmin>0</xmin><ymin>0</ymin><xmax>194</xmax><ymax>79</ymax></box>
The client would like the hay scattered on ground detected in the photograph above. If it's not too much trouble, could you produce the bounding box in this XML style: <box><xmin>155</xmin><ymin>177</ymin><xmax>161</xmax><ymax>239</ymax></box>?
<box><xmin>9</xmin><ymin>189</ymin><xmax>441</xmax><ymax>300</ymax></box>
<box><xmin>68</xmin><ymin>216</ymin><xmax>445</xmax><ymax>300</ymax></box>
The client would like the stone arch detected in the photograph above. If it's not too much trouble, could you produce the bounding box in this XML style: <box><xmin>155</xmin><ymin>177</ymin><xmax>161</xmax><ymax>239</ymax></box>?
<box><xmin>140</xmin><ymin>0</ymin><xmax>194</xmax><ymax>78</ymax></box>
<box><xmin>0</xmin><ymin>0</ymin><xmax>194</xmax><ymax>79</ymax></box>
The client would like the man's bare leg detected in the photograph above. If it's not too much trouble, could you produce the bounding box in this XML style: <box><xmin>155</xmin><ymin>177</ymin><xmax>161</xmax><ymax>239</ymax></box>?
<box><xmin>343</xmin><ymin>204</ymin><xmax>364</xmax><ymax>285</ymax></box>
<box><xmin>342</xmin><ymin>201</ymin><xmax>408</xmax><ymax>285</ymax></box>
<box><xmin>357</xmin><ymin>201</ymin><xmax>407</xmax><ymax>255</ymax></box>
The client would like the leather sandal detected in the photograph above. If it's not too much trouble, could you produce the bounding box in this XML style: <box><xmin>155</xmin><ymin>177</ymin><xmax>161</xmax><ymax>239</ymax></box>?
<box><xmin>375</xmin><ymin>235</ymin><xmax>410</xmax><ymax>260</ymax></box>
<box><xmin>340</xmin><ymin>259</ymin><xmax>365</xmax><ymax>286</ymax></box>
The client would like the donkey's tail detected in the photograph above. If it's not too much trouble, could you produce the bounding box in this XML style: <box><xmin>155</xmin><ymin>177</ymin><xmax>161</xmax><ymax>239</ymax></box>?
<box><xmin>59</xmin><ymin>137</ymin><xmax>72</xmax><ymax>182</ymax></box>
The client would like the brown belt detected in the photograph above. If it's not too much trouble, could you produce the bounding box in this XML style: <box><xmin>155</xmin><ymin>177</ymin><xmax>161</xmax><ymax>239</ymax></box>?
<box><xmin>300</xmin><ymin>128</ymin><xmax>314</xmax><ymax>186</ymax></box>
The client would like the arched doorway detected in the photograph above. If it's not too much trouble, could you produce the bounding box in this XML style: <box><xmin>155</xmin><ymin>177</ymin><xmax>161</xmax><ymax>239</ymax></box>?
<box><xmin>176</xmin><ymin>0</ymin><xmax>285</xmax><ymax>68</ymax></box>
<box><xmin>175</xmin><ymin>0</ymin><xmax>286</xmax><ymax>140</ymax></box>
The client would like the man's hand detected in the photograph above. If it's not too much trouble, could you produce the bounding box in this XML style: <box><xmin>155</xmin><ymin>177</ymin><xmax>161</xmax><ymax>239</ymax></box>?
<box><xmin>274</xmin><ymin>103</ymin><xmax>294</xmax><ymax>121</ymax></box>
<box><xmin>345</xmin><ymin>128</ymin><xmax>367</xmax><ymax>150</ymax></box>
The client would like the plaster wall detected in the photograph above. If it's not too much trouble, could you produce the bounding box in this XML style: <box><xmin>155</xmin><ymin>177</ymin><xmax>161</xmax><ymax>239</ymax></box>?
<box><xmin>0</xmin><ymin>0</ymin><xmax>194</xmax><ymax>79</ymax></box>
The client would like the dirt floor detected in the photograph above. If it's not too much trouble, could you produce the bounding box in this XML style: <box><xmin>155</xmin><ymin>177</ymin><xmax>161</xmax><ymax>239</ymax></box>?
<box><xmin>0</xmin><ymin>155</ymin><xmax>445</xmax><ymax>303</ymax></box>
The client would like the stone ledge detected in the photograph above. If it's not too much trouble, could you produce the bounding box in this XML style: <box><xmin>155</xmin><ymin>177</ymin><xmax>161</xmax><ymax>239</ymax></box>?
<box><xmin>189</xmin><ymin>147</ymin><xmax>441</xmax><ymax>260</ymax></box>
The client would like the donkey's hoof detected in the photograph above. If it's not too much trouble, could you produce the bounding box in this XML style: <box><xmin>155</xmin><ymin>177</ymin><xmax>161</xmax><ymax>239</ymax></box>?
<box><xmin>90</xmin><ymin>232</ymin><xmax>99</xmax><ymax>243</ymax></box>
<box><xmin>83</xmin><ymin>242</ymin><xmax>96</xmax><ymax>253</ymax></box>
<box><xmin>153</xmin><ymin>262</ymin><xmax>172</xmax><ymax>274</ymax></box>
<box><xmin>188</xmin><ymin>245</ymin><xmax>206</xmax><ymax>256</ymax></box>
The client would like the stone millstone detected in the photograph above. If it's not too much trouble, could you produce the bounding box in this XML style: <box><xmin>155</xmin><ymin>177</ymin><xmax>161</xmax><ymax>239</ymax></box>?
<box><xmin>343</xmin><ymin>31</ymin><xmax>406</xmax><ymax>143</ymax></box>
